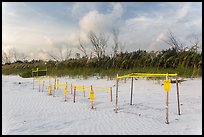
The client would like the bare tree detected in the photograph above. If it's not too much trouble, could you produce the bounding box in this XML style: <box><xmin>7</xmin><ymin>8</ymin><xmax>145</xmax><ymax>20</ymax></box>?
<box><xmin>47</xmin><ymin>51</ymin><xmax>60</xmax><ymax>61</ymax></box>
<box><xmin>119</xmin><ymin>42</ymin><xmax>126</xmax><ymax>53</ymax></box>
<box><xmin>88</xmin><ymin>31</ymin><xmax>109</xmax><ymax>60</ymax></box>
<box><xmin>112</xmin><ymin>28</ymin><xmax>120</xmax><ymax>57</ymax></box>
<box><xmin>2</xmin><ymin>48</ymin><xmax>29</xmax><ymax>63</ymax></box>
<box><xmin>2</xmin><ymin>50</ymin><xmax>12</xmax><ymax>64</ymax></box>
<box><xmin>164</xmin><ymin>31</ymin><xmax>202</xmax><ymax>53</ymax></box>
<box><xmin>188</xmin><ymin>34</ymin><xmax>200</xmax><ymax>53</ymax></box>
<box><xmin>16</xmin><ymin>52</ymin><xmax>28</xmax><ymax>62</ymax></box>
<box><xmin>2</xmin><ymin>55</ymin><xmax>4</xmax><ymax>64</ymax></box>
<box><xmin>58</xmin><ymin>48</ymin><xmax>64</xmax><ymax>61</ymax></box>
<box><xmin>65</xmin><ymin>48</ymin><xmax>72</xmax><ymax>60</ymax></box>
<box><xmin>78</xmin><ymin>38</ymin><xmax>88</xmax><ymax>57</ymax></box>
<box><xmin>2</xmin><ymin>51</ymin><xmax>7</xmax><ymax>64</ymax></box>
<box><xmin>163</xmin><ymin>31</ymin><xmax>184</xmax><ymax>52</ymax></box>
<box><xmin>11</xmin><ymin>48</ymin><xmax>18</xmax><ymax>62</ymax></box>
<box><xmin>47</xmin><ymin>46</ymin><xmax>72</xmax><ymax>61</ymax></box>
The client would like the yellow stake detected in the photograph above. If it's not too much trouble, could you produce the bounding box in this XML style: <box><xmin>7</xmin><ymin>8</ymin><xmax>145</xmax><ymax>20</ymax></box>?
<box><xmin>64</xmin><ymin>84</ymin><xmax>68</xmax><ymax>95</ymax></box>
<box><xmin>64</xmin><ymin>83</ymin><xmax>68</xmax><ymax>101</ymax></box>
<box><xmin>48</xmin><ymin>86</ymin><xmax>51</xmax><ymax>95</ymax></box>
<box><xmin>164</xmin><ymin>80</ymin><xmax>171</xmax><ymax>92</ymax></box>
<box><xmin>90</xmin><ymin>85</ymin><xmax>94</xmax><ymax>109</ymax></box>
<box><xmin>165</xmin><ymin>74</ymin><xmax>169</xmax><ymax>124</ymax></box>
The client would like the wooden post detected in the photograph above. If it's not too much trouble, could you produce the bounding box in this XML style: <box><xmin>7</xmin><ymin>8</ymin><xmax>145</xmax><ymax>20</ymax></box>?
<box><xmin>53</xmin><ymin>79</ymin><xmax>56</xmax><ymax>97</ymax></box>
<box><xmin>83</xmin><ymin>86</ymin><xmax>85</xmax><ymax>97</ymax></box>
<box><xmin>53</xmin><ymin>88</ymin><xmax>55</xmax><ymax>97</ymax></box>
<box><xmin>64</xmin><ymin>82</ymin><xmax>68</xmax><ymax>102</ymax></box>
<box><xmin>46</xmin><ymin>67</ymin><xmax>47</xmax><ymax>76</ymax></box>
<box><xmin>165</xmin><ymin>91</ymin><xmax>169</xmax><ymax>124</ymax></box>
<box><xmin>50</xmin><ymin>85</ymin><xmax>52</xmax><ymax>95</ymax></box>
<box><xmin>37</xmin><ymin>68</ymin><xmax>38</xmax><ymax>77</ymax></box>
<box><xmin>71</xmin><ymin>84</ymin><xmax>73</xmax><ymax>94</ymax></box>
<box><xmin>176</xmin><ymin>78</ymin><xmax>181</xmax><ymax>115</ymax></box>
<box><xmin>64</xmin><ymin>94</ymin><xmax>67</xmax><ymax>102</ymax></box>
<box><xmin>49</xmin><ymin>79</ymin><xmax>51</xmax><ymax>88</ymax></box>
<box><xmin>91</xmin><ymin>99</ymin><xmax>94</xmax><ymax>109</ymax></box>
<box><xmin>32</xmin><ymin>70</ymin><xmax>34</xmax><ymax>90</ymax></box>
<box><xmin>38</xmin><ymin>79</ymin><xmax>41</xmax><ymax>92</ymax></box>
<box><xmin>33</xmin><ymin>78</ymin><xmax>35</xmax><ymax>90</ymax></box>
<box><xmin>57</xmin><ymin>79</ymin><xmax>59</xmax><ymax>90</ymax></box>
<box><xmin>54</xmin><ymin>78</ymin><xmax>56</xmax><ymax>90</ymax></box>
<box><xmin>165</xmin><ymin>75</ymin><xmax>169</xmax><ymax>124</ymax></box>
<box><xmin>73</xmin><ymin>86</ymin><xmax>76</xmax><ymax>103</ymax></box>
<box><xmin>130</xmin><ymin>77</ymin><xmax>134</xmax><ymax>105</ymax></box>
<box><xmin>42</xmin><ymin>80</ymin><xmax>45</xmax><ymax>92</ymax></box>
<box><xmin>115</xmin><ymin>74</ymin><xmax>119</xmax><ymax>113</ymax></box>
<box><xmin>110</xmin><ymin>87</ymin><xmax>112</xmax><ymax>102</ymax></box>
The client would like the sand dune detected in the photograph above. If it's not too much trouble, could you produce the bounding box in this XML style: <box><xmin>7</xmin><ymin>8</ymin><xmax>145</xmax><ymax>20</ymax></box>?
<box><xmin>2</xmin><ymin>75</ymin><xmax>202</xmax><ymax>135</ymax></box>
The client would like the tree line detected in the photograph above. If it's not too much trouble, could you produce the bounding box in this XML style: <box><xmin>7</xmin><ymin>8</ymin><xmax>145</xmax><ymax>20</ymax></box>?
<box><xmin>2</xmin><ymin>30</ymin><xmax>202</xmax><ymax>77</ymax></box>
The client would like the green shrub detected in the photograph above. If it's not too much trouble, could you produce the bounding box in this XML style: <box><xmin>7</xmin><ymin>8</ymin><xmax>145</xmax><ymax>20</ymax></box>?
<box><xmin>19</xmin><ymin>70</ymin><xmax>32</xmax><ymax>78</ymax></box>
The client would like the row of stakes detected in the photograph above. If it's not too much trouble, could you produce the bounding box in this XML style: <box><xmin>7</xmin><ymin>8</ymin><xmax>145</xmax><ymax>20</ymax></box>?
<box><xmin>33</xmin><ymin>78</ymin><xmax>113</xmax><ymax>109</ymax></box>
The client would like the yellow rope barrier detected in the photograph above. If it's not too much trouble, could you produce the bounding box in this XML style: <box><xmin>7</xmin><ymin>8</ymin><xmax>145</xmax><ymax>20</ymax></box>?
<box><xmin>33</xmin><ymin>77</ymin><xmax>55</xmax><ymax>80</ymax></box>
<box><xmin>117</xmin><ymin>73</ymin><xmax>177</xmax><ymax>79</ymax></box>
<box><xmin>92</xmin><ymin>86</ymin><xmax>111</xmax><ymax>91</ymax></box>
<box><xmin>57</xmin><ymin>83</ymin><xmax>67</xmax><ymax>87</ymax></box>
<box><xmin>32</xmin><ymin>68</ymin><xmax>47</xmax><ymax>73</ymax></box>
<box><xmin>73</xmin><ymin>85</ymin><xmax>111</xmax><ymax>92</ymax></box>
<box><xmin>75</xmin><ymin>86</ymin><xmax>88</xmax><ymax>92</ymax></box>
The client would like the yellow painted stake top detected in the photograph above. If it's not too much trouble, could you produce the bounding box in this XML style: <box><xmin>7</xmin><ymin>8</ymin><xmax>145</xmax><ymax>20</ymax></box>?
<box><xmin>164</xmin><ymin>80</ymin><xmax>171</xmax><ymax>92</ymax></box>
<box><xmin>90</xmin><ymin>86</ymin><xmax>94</xmax><ymax>101</ymax></box>
<box><xmin>48</xmin><ymin>86</ymin><xmax>51</xmax><ymax>94</ymax></box>
<box><xmin>64</xmin><ymin>87</ymin><xmax>68</xmax><ymax>95</ymax></box>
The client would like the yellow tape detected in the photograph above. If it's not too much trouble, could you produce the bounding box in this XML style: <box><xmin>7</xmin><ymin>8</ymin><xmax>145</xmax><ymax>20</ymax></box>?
<box><xmin>74</xmin><ymin>85</ymin><xmax>110</xmax><ymax>92</ymax></box>
<box><xmin>34</xmin><ymin>77</ymin><xmax>54</xmax><ymax>80</ymax></box>
<box><xmin>32</xmin><ymin>68</ymin><xmax>47</xmax><ymax>73</ymax></box>
<box><xmin>57</xmin><ymin>83</ymin><xmax>67</xmax><ymax>87</ymax></box>
<box><xmin>75</xmin><ymin>86</ymin><xmax>84</xmax><ymax>89</ymax></box>
<box><xmin>92</xmin><ymin>86</ymin><xmax>111</xmax><ymax>91</ymax></box>
<box><xmin>117</xmin><ymin>73</ymin><xmax>177</xmax><ymax>79</ymax></box>
<box><xmin>32</xmin><ymin>71</ymin><xmax>38</xmax><ymax>73</ymax></box>
<box><xmin>76</xmin><ymin>87</ymin><xmax>87</xmax><ymax>92</ymax></box>
<box><xmin>117</xmin><ymin>74</ymin><xmax>131</xmax><ymax>79</ymax></box>
<box><xmin>74</xmin><ymin>85</ymin><xmax>89</xmax><ymax>91</ymax></box>
<box><xmin>76</xmin><ymin>87</ymin><xmax>84</xmax><ymax>90</ymax></box>
<box><xmin>72</xmin><ymin>85</ymin><xmax>87</xmax><ymax>88</ymax></box>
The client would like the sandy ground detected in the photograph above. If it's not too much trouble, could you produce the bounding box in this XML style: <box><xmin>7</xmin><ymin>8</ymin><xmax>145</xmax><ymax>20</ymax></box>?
<box><xmin>2</xmin><ymin>75</ymin><xmax>202</xmax><ymax>135</ymax></box>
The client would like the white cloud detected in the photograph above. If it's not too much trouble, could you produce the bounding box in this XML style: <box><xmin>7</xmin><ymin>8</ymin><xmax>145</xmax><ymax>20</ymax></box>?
<box><xmin>110</xmin><ymin>2</ymin><xmax>123</xmax><ymax>18</ymax></box>
<box><xmin>176</xmin><ymin>3</ymin><xmax>191</xmax><ymax>20</ymax></box>
<box><xmin>148</xmin><ymin>32</ymin><xmax>167</xmax><ymax>51</ymax></box>
<box><xmin>71</xmin><ymin>2</ymin><xmax>98</xmax><ymax>19</ymax></box>
<box><xmin>2</xmin><ymin>2</ymin><xmax>202</xmax><ymax>60</ymax></box>
<box><xmin>43</xmin><ymin>36</ymin><xmax>54</xmax><ymax>46</ymax></box>
<box><xmin>2</xmin><ymin>45</ymin><xmax>13</xmax><ymax>55</ymax></box>
<box><xmin>79</xmin><ymin>3</ymin><xmax>123</xmax><ymax>33</ymax></box>
<box><xmin>120</xmin><ymin>2</ymin><xmax>202</xmax><ymax>52</ymax></box>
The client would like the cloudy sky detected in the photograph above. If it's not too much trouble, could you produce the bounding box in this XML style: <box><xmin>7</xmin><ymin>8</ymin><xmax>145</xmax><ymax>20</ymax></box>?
<box><xmin>2</xmin><ymin>2</ymin><xmax>202</xmax><ymax>60</ymax></box>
